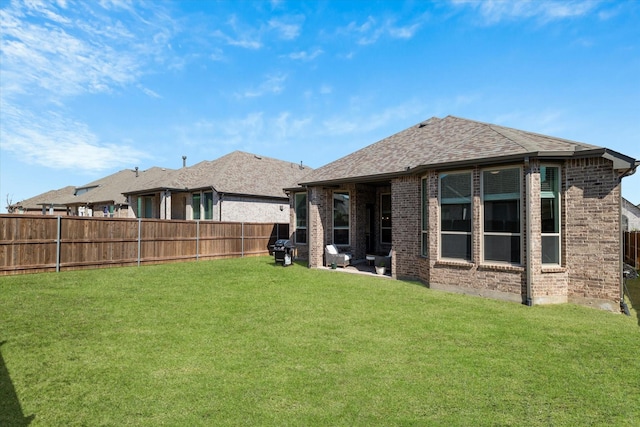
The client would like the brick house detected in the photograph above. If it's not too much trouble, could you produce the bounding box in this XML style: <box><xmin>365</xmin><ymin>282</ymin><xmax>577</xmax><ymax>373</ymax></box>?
<box><xmin>289</xmin><ymin>116</ymin><xmax>638</xmax><ymax>311</ymax></box>
<box><xmin>124</xmin><ymin>151</ymin><xmax>311</xmax><ymax>222</ymax></box>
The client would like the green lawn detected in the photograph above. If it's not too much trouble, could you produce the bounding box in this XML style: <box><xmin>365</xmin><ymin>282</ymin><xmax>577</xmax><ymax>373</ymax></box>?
<box><xmin>1</xmin><ymin>257</ymin><xmax>639</xmax><ymax>426</ymax></box>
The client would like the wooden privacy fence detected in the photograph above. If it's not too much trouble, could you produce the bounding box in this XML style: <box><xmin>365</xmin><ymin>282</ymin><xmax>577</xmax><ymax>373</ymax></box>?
<box><xmin>0</xmin><ymin>215</ymin><xmax>288</xmax><ymax>275</ymax></box>
<box><xmin>624</xmin><ymin>231</ymin><xmax>640</xmax><ymax>270</ymax></box>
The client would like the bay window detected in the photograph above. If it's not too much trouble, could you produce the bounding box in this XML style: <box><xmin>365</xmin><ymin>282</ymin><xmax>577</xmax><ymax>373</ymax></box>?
<box><xmin>541</xmin><ymin>166</ymin><xmax>560</xmax><ymax>264</ymax></box>
<box><xmin>483</xmin><ymin>168</ymin><xmax>521</xmax><ymax>264</ymax></box>
<box><xmin>440</xmin><ymin>172</ymin><xmax>472</xmax><ymax>260</ymax></box>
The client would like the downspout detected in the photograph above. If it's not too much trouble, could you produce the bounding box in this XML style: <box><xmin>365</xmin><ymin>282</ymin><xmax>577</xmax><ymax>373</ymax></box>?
<box><xmin>524</xmin><ymin>157</ymin><xmax>533</xmax><ymax>306</ymax></box>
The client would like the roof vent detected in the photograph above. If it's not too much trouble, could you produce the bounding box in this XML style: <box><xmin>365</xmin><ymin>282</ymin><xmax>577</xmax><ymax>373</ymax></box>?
<box><xmin>135</xmin><ymin>166</ymin><xmax>139</xmax><ymax>177</ymax></box>
<box><xmin>182</xmin><ymin>155</ymin><xmax>187</xmax><ymax>168</ymax></box>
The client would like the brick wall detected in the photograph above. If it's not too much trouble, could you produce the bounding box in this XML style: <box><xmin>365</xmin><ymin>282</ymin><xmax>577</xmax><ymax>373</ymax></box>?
<box><xmin>391</xmin><ymin>176</ymin><xmax>421</xmax><ymax>279</ymax></box>
<box><xmin>564</xmin><ymin>157</ymin><xmax>621</xmax><ymax>307</ymax></box>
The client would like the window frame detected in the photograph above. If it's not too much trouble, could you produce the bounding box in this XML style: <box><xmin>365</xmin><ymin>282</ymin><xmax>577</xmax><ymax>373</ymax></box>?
<box><xmin>481</xmin><ymin>166</ymin><xmax>523</xmax><ymax>265</ymax></box>
<box><xmin>380</xmin><ymin>193</ymin><xmax>392</xmax><ymax>244</ymax></box>
<box><xmin>294</xmin><ymin>192</ymin><xmax>307</xmax><ymax>245</ymax></box>
<box><xmin>541</xmin><ymin>165</ymin><xmax>561</xmax><ymax>265</ymax></box>
<box><xmin>439</xmin><ymin>171</ymin><xmax>473</xmax><ymax>261</ymax></box>
<box><xmin>333</xmin><ymin>191</ymin><xmax>350</xmax><ymax>246</ymax></box>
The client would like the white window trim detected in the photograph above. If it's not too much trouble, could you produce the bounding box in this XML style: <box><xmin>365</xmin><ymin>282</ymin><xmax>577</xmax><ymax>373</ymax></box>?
<box><xmin>480</xmin><ymin>166</ymin><xmax>523</xmax><ymax>266</ymax></box>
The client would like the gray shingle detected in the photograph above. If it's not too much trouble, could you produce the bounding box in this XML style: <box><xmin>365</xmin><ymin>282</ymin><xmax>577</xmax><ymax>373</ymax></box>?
<box><xmin>301</xmin><ymin>115</ymin><xmax>602</xmax><ymax>185</ymax></box>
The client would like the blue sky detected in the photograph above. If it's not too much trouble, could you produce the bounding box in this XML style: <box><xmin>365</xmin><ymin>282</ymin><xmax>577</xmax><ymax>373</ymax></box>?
<box><xmin>1</xmin><ymin>0</ymin><xmax>639</xmax><ymax>212</ymax></box>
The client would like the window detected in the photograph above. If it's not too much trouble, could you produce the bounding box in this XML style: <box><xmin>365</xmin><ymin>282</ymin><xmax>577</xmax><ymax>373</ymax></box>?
<box><xmin>421</xmin><ymin>178</ymin><xmax>428</xmax><ymax>257</ymax></box>
<box><xmin>483</xmin><ymin>168</ymin><xmax>521</xmax><ymax>264</ymax></box>
<box><xmin>203</xmin><ymin>192</ymin><xmax>214</xmax><ymax>220</ymax></box>
<box><xmin>192</xmin><ymin>193</ymin><xmax>201</xmax><ymax>220</ymax></box>
<box><xmin>380</xmin><ymin>193</ymin><xmax>392</xmax><ymax>244</ymax></box>
<box><xmin>440</xmin><ymin>172</ymin><xmax>472</xmax><ymax>260</ymax></box>
<box><xmin>541</xmin><ymin>166</ymin><xmax>560</xmax><ymax>264</ymax></box>
<box><xmin>333</xmin><ymin>192</ymin><xmax>350</xmax><ymax>245</ymax></box>
<box><xmin>144</xmin><ymin>196</ymin><xmax>154</xmax><ymax>218</ymax></box>
<box><xmin>295</xmin><ymin>192</ymin><xmax>307</xmax><ymax>244</ymax></box>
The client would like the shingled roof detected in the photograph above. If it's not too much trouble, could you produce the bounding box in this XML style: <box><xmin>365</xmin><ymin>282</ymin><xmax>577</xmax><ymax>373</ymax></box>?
<box><xmin>11</xmin><ymin>186</ymin><xmax>76</xmax><ymax>210</ymax></box>
<box><xmin>301</xmin><ymin>115</ymin><xmax>634</xmax><ymax>185</ymax></box>
<box><xmin>178</xmin><ymin>151</ymin><xmax>312</xmax><ymax>199</ymax></box>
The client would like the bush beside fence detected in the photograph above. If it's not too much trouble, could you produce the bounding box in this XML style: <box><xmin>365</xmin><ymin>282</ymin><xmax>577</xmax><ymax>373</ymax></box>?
<box><xmin>0</xmin><ymin>215</ymin><xmax>288</xmax><ymax>275</ymax></box>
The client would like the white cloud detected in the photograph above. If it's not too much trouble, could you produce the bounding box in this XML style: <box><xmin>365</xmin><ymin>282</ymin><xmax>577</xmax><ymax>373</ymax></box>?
<box><xmin>137</xmin><ymin>84</ymin><xmax>162</xmax><ymax>99</ymax></box>
<box><xmin>0</xmin><ymin>0</ymin><xmax>176</xmax><ymax>172</ymax></box>
<box><xmin>0</xmin><ymin>1</ymin><xmax>176</xmax><ymax>101</ymax></box>
<box><xmin>0</xmin><ymin>105</ymin><xmax>149</xmax><ymax>171</ymax></box>
<box><xmin>322</xmin><ymin>99</ymin><xmax>427</xmax><ymax>136</ymax></box>
<box><xmin>213</xmin><ymin>29</ymin><xmax>262</xmax><ymax>49</ymax></box>
<box><xmin>269</xmin><ymin>18</ymin><xmax>302</xmax><ymax>40</ymax></box>
<box><xmin>288</xmin><ymin>48</ymin><xmax>323</xmax><ymax>61</ymax></box>
<box><xmin>237</xmin><ymin>73</ymin><xmax>287</xmax><ymax>98</ymax></box>
<box><xmin>341</xmin><ymin>15</ymin><xmax>424</xmax><ymax>45</ymax></box>
<box><xmin>452</xmin><ymin>0</ymin><xmax>603</xmax><ymax>25</ymax></box>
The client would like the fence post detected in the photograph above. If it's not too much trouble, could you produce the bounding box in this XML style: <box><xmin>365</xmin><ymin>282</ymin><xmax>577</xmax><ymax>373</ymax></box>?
<box><xmin>241</xmin><ymin>222</ymin><xmax>245</xmax><ymax>257</ymax></box>
<box><xmin>56</xmin><ymin>216</ymin><xmax>62</xmax><ymax>272</ymax></box>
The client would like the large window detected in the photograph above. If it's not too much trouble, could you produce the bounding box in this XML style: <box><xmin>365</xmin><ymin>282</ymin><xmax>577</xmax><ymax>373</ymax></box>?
<box><xmin>333</xmin><ymin>192</ymin><xmax>350</xmax><ymax>245</ymax></box>
<box><xmin>380</xmin><ymin>193</ymin><xmax>392</xmax><ymax>244</ymax></box>
<box><xmin>483</xmin><ymin>168</ymin><xmax>521</xmax><ymax>264</ymax></box>
<box><xmin>541</xmin><ymin>166</ymin><xmax>560</xmax><ymax>264</ymax></box>
<box><xmin>421</xmin><ymin>178</ymin><xmax>428</xmax><ymax>257</ymax></box>
<box><xmin>440</xmin><ymin>172</ymin><xmax>472</xmax><ymax>260</ymax></box>
<box><xmin>192</xmin><ymin>193</ymin><xmax>201</xmax><ymax>220</ymax></box>
<box><xmin>203</xmin><ymin>192</ymin><xmax>214</xmax><ymax>220</ymax></box>
<box><xmin>295</xmin><ymin>192</ymin><xmax>307</xmax><ymax>244</ymax></box>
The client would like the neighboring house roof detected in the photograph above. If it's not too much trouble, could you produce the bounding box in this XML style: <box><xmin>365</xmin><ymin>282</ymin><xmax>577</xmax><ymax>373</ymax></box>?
<box><xmin>116</xmin><ymin>166</ymin><xmax>182</xmax><ymax>195</ymax></box>
<box><xmin>177</xmin><ymin>151</ymin><xmax>312</xmax><ymax>199</ymax></box>
<box><xmin>301</xmin><ymin>115</ymin><xmax>637</xmax><ymax>185</ymax></box>
<box><xmin>11</xmin><ymin>186</ymin><xmax>76</xmax><ymax>210</ymax></box>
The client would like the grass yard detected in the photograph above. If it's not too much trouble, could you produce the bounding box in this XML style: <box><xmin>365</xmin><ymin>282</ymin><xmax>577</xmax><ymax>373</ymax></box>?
<box><xmin>1</xmin><ymin>257</ymin><xmax>639</xmax><ymax>426</ymax></box>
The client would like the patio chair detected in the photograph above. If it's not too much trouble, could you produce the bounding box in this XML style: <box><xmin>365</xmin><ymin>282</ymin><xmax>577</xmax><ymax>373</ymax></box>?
<box><xmin>325</xmin><ymin>244</ymin><xmax>352</xmax><ymax>268</ymax></box>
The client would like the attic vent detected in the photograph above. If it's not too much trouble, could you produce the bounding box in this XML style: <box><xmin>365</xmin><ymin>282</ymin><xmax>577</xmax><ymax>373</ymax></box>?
<box><xmin>418</xmin><ymin>122</ymin><xmax>428</xmax><ymax>128</ymax></box>
<box><xmin>254</xmin><ymin>155</ymin><xmax>262</xmax><ymax>160</ymax></box>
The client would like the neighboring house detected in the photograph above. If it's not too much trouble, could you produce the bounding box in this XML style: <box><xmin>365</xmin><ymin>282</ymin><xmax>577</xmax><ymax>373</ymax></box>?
<box><xmin>622</xmin><ymin>198</ymin><xmax>640</xmax><ymax>231</ymax></box>
<box><xmin>123</xmin><ymin>151</ymin><xmax>311</xmax><ymax>223</ymax></box>
<box><xmin>8</xmin><ymin>186</ymin><xmax>75</xmax><ymax>215</ymax></box>
<box><xmin>8</xmin><ymin>151</ymin><xmax>311</xmax><ymax>224</ymax></box>
<box><xmin>290</xmin><ymin>115</ymin><xmax>639</xmax><ymax>311</ymax></box>
<box><xmin>64</xmin><ymin>167</ymin><xmax>172</xmax><ymax>217</ymax></box>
